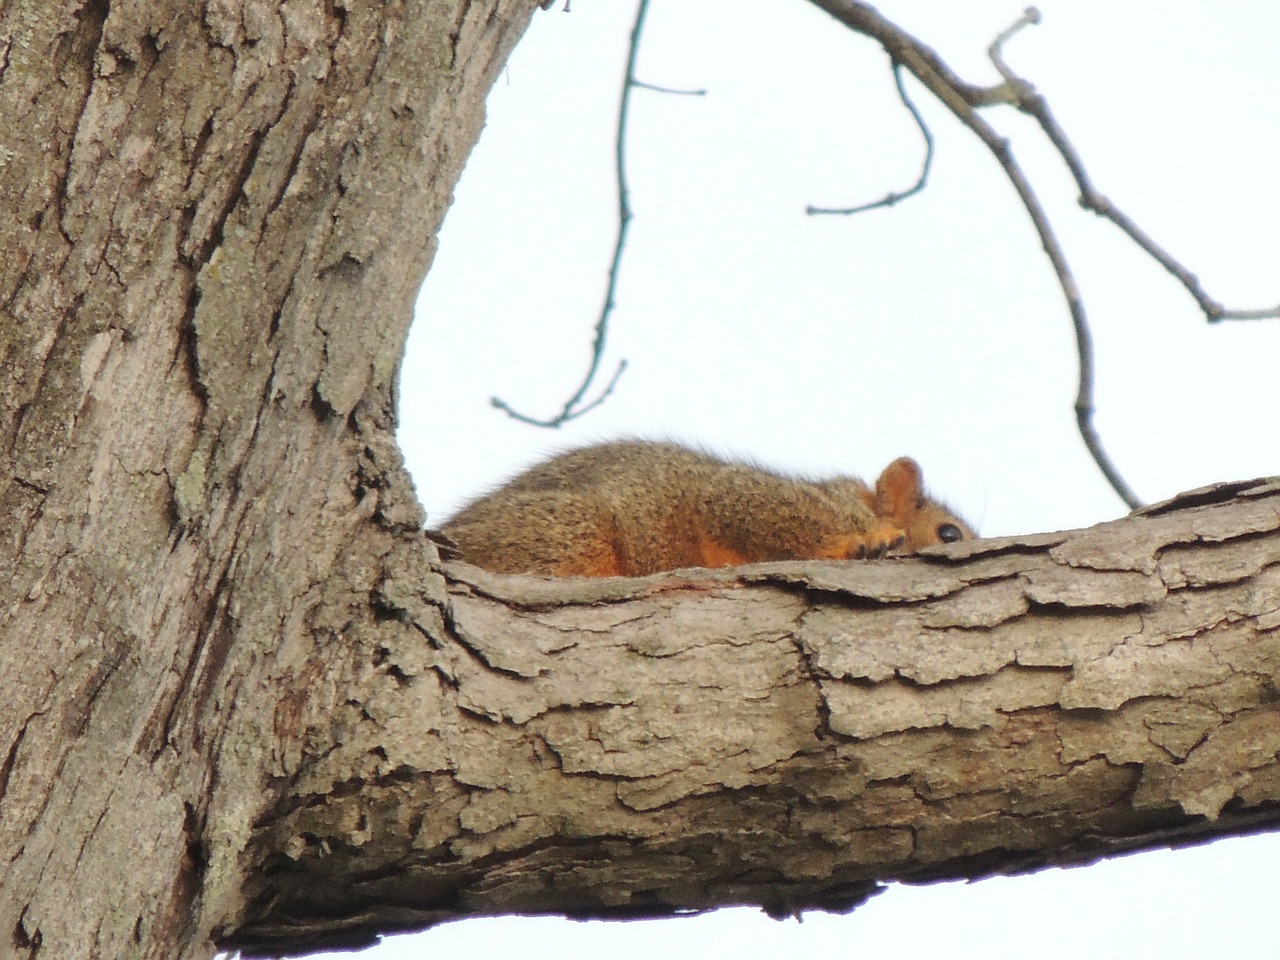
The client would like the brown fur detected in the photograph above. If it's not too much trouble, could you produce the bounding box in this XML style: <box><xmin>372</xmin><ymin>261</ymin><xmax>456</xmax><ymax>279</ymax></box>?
<box><xmin>439</xmin><ymin>441</ymin><xmax>973</xmax><ymax>577</ymax></box>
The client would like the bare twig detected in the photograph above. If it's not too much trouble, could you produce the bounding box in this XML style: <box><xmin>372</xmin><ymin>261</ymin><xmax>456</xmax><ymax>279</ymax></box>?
<box><xmin>807</xmin><ymin>62</ymin><xmax>934</xmax><ymax>216</ymax></box>
<box><xmin>491</xmin><ymin>0</ymin><xmax>651</xmax><ymax>426</ymax></box>
<box><xmin>989</xmin><ymin>7</ymin><xmax>1041</xmax><ymax>82</ymax></box>
<box><xmin>805</xmin><ymin>0</ymin><xmax>1154</xmax><ymax>507</ymax></box>
<box><xmin>998</xmin><ymin>62</ymin><xmax>1280</xmax><ymax>323</ymax></box>
<box><xmin>633</xmin><ymin>80</ymin><xmax>707</xmax><ymax>96</ymax></box>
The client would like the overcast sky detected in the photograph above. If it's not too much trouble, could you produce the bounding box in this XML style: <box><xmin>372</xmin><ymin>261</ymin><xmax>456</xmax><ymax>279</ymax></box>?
<box><xmin>323</xmin><ymin>2</ymin><xmax>1279</xmax><ymax>957</ymax></box>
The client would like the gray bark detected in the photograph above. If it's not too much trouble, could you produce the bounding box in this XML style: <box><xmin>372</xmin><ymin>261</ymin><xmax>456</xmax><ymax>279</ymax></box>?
<box><xmin>232</xmin><ymin>477</ymin><xmax>1280</xmax><ymax>954</ymax></box>
<box><xmin>0</xmin><ymin>1</ymin><xmax>536</xmax><ymax>956</ymax></box>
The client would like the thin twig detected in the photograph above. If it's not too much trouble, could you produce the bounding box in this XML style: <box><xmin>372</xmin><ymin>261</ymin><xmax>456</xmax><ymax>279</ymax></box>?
<box><xmin>490</xmin><ymin>0</ymin><xmax>651</xmax><ymax>426</ymax></box>
<box><xmin>1004</xmin><ymin>83</ymin><xmax>1280</xmax><ymax>323</ymax></box>
<box><xmin>633</xmin><ymin>80</ymin><xmax>707</xmax><ymax>96</ymax></box>
<box><xmin>807</xmin><ymin>0</ymin><xmax>1154</xmax><ymax>508</ymax></box>
<box><xmin>807</xmin><ymin>62</ymin><xmax>934</xmax><ymax>216</ymax></box>
<box><xmin>988</xmin><ymin>8</ymin><xmax>1278</xmax><ymax>322</ymax></box>
<box><xmin>989</xmin><ymin>7</ymin><xmax>1041</xmax><ymax>82</ymax></box>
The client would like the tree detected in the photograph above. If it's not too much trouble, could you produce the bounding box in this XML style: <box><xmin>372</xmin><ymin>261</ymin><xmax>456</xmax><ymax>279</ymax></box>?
<box><xmin>1</xmin><ymin>2</ymin><xmax>1277</xmax><ymax>959</ymax></box>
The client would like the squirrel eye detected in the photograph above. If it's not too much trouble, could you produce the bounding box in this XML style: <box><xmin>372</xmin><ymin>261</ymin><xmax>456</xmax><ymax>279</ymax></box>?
<box><xmin>936</xmin><ymin>523</ymin><xmax>965</xmax><ymax>543</ymax></box>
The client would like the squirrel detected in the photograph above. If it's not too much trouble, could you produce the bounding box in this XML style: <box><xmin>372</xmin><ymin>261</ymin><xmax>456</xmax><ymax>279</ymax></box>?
<box><xmin>437</xmin><ymin>441</ymin><xmax>972</xmax><ymax>577</ymax></box>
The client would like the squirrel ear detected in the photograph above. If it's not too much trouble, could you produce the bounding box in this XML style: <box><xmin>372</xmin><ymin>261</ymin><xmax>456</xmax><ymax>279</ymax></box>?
<box><xmin>874</xmin><ymin>457</ymin><xmax>924</xmax><ymax>520</ymax></box>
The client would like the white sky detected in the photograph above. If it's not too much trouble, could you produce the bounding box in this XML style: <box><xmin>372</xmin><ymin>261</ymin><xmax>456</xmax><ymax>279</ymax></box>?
<box><xmin>341</xmin><ymin>1</ymin><xmax>1280</xmax><ymax>957</ymax></box>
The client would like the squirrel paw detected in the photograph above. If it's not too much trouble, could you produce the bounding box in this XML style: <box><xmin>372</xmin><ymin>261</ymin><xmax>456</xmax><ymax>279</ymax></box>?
<box><xmin>819</xmin><ymin>521</ymin><xmax>907</xmax><ymax>561</ymax></box>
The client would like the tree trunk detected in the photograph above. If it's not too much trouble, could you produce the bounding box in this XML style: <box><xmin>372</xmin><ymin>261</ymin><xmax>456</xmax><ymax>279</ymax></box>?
<box><xmin>2</xmin><ymin>3</ymin><xmax>1279</xmax><ymax>960</ymax></box>
<box><xmin>0</xmin><ymin>1</ymin><xmax>537</xmax><ymax>956</ymax></box>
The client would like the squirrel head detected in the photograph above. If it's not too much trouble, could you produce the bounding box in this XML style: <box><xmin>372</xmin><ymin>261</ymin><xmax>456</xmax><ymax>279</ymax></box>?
<box><xmin>872</xmin><ymin>457</ymin><xmax>973</xmax><ymax>551</ymax></box>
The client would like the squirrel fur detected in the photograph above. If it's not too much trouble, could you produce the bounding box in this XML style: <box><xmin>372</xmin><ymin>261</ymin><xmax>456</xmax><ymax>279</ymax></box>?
<box><xmin>439</xmin><ymin>441</ymin><xmax>972</xmax><ymax>577</ymax></box>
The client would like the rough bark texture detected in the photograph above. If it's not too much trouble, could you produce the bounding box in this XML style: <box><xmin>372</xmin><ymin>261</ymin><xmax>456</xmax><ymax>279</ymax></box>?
<box><xmin>227</xmin><ymin>477</ymin><xmax>1280</xmax><ymax>955</ymax></box>
<box><xmin>0</xmin><ymin>1</ymin><xmax>537</xmax><ymax>957</ymax></box>
<box><xmin>2</xmin><ymin>2</ymin><xmax>1279</xmax><ymax>960</ymax></box>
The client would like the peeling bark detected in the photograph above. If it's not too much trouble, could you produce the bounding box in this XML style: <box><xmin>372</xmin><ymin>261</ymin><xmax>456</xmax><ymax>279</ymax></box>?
<box><xmin>231</xmin><ymin>477</ymin><xmax>1280</xmax><ymax>956</ymax></box>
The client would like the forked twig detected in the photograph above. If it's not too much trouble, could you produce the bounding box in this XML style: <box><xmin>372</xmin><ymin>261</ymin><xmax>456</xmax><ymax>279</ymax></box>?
<box><xmin>995</xmin><ymin>33</ymin><xmax>1280</xmax><ymax>324</ymax></box>
<box><xmin>809</xmin><ymin>1</ymin><xmax>1278</xmax><ymax>506</ymax></box>
<box><xmin>809</xmin><ymin>0</ymin><xmax>1142</xmax><ymax>507</ymax></box>
<box><xmin>490</xmin><ymin>0</ymin><xmax>653</xmax><ymax>426</ymax></box>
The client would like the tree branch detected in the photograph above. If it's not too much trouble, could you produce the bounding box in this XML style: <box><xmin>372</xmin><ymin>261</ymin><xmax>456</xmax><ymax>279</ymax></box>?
<box><xmin>806</xmin><ymin>62</ymin><xmax>934</xmax><ymax>216</ymax></box>
<box><xmin>805</xmin><ymin>1</ymin><xmax>1280</xmax><ymax>509</ymax></box>
<box><xmin>489</xmin><ymin>0</ymin><xmax>655</xmax><ymax>426</ymax></box>
<box><xmin>987</xmin><ymin>11</ymin><xmax>1280</xmax><ymax>324</ymax></box>
<box><xmin>225</xmin><ymin>475</ymin><xmax>1280</xmax><ymax>957</ymax></box>
<box><xmin>805</xmin><ymin>0</ymin><xmax>1144</xmax><ymax>509</ymax></box>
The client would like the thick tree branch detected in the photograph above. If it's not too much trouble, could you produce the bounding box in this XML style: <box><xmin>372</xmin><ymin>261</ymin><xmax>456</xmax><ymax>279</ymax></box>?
<box><xmin>226</xmin><ymin>475</ymin><xmax>1280</xmax><ymax>956</ymax></box>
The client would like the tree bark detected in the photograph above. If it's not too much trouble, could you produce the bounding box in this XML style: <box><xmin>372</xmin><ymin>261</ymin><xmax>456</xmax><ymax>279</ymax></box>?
<box><xmin>225</xmin><ymin>477</ymin><xmax>1280</xmax><ymax>955</ymax></box>
<box><xmin>2</xmin><ymin>3</ymin><xmax>1279</xmax><ymax>960</ymax></box>
<box><xmin>0</xmin><ymin>1</ymin><xmax>537</xmax><ymax>957</ymax></box>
